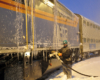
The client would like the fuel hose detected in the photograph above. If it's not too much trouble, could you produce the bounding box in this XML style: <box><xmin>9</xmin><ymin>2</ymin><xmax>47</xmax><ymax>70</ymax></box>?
<box><xmin>49</xmin><ymin>52</ymin><xmax>99</xmax><ymax>77</ymax></box>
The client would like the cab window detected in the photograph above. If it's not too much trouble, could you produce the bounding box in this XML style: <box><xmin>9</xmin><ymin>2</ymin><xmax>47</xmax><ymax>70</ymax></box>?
<box><xmin>35</xmin><ymin>0</ymin><xmax>54</xmax><ymax>14</ymax></box>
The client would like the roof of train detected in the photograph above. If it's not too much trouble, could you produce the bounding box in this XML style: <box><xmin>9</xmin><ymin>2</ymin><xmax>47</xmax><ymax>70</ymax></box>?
<box><xmin>76</xmin><ymin>14</ymin><xmax>100</xmax><ymax>26</ymax></box>
<box><xmin>57</xmin><ymin>1</ymin><xmax>78</xmax><ymax>19</ymax></box>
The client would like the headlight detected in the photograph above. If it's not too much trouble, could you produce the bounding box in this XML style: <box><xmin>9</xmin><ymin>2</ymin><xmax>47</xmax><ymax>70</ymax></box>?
<box><xmin>25</xmin><ymin>51</ymin><xmax>30</xmax><ymax>56</ymax></box>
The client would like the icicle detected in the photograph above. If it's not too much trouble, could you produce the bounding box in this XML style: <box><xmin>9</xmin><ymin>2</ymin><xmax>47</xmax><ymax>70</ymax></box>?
<box><xmin>31</xmin><ymin>0</ymin><xmax>34</xmax><ymax>50</ymax></box>
<box><xmin>25</xmin><ymin>0</ymin><xmax>28</xmax><ymax>49</ymax></box>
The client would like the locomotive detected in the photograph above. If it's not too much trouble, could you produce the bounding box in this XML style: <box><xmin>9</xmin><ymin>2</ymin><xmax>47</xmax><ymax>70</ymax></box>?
<box><xmin>0</xmin><ymin>0</ymin><xmax>99</xmax><ymax>80</ymax></box>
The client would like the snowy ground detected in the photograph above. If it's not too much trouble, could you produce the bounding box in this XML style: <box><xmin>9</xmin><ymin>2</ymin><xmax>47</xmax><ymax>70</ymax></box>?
<box><xmin>45</xmin><ymin>56</ymin><xmax>100</xmax><ymax>80</ymax></box>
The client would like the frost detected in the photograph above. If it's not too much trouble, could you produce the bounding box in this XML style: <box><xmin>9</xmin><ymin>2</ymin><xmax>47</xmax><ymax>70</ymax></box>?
<box><xmin>46</xmin><ymin>57</ymin><xmax>100</xmax><ymax>80</ymax></box>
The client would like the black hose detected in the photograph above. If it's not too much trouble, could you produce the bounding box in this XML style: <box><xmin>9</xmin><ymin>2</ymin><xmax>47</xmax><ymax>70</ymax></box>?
<box><xmin>62</xmin><ymin>63</ymin><xmax>99</xmax><ymax>77</ymax></box>
<box><xmin>54</xmin><ymin>53</ymin><xmax>99</xmax><ymax>77</ymax></box>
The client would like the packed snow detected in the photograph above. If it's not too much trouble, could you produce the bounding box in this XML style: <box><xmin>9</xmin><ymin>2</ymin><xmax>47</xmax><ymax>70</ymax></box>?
<box><xmin>45</xmin><ymin>56</ymin><xmax>100</xmax><ymax>80</ymax></box>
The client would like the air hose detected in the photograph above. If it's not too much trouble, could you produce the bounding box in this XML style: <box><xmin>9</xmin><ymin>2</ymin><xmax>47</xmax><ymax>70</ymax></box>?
<box><xmin>49</xmin><ymin>52</ymin><xmax>99</xmax><ymax>77</ymax></box>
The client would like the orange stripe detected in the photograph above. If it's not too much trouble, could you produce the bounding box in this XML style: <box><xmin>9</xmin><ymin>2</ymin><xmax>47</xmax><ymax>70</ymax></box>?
<box><xmin>35</xmin><ymin>13</ymin><xmax>54</xmax><ymax>22</ymax></box>
<box><xmin>35</xmin><ymin>9</ymin><xmax>54</xmax><ymax>18</ymax></box>
<box><xmin>0</xmin><ymin>0</ymin><xmax>78</xmax><ymax>27</ymax></box>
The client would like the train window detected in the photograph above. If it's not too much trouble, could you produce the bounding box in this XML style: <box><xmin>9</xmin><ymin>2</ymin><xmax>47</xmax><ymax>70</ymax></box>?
<box><xmin>83</xmin><ymin>20</ymin><xmax>86</xmax><ymax>26</ymax></box>
<box><xmin>93</xmin><ymin>24</ymin><xmax>95</xmax><ymax>28</ymax></box>
<box><xmin>98</xmin><ymin>40</ymin><xmax>99</xmax><ymax>43</ymax></box>
<box><xmin>95</xmin><ymin>26</ymin><xmax>97</xmax><ymax>28</ymax></box>
<box><xmin>59</xmin><ymin>27</ymin><xmax>61</xmax><ymax>31</ymax></box>
<box><xmin>98</xmin><ymin>27</ymin><xmax>99</xmax><ymax>30</ymax></box>
<box><xmin>94</xmin><ymin>39</ymin><xmax>95</xmax><ymax>43</ymax></box>
<box><xmin>97</xmin><ymin>26</ymin><xmax>99</xmax><ymax>29</ymax></box>
<box><xmin>60</xmin><ymin>33</ymin><xmax>62</xmax><ymax>37</ymax></box>
<box><xmin>57</xmin><ymin>2</ymin><xmax>72</xmax><ymax>17</ymax></box>
<box><xmin>83</xmin><ymin>38</ymin><xmax>86</xmax><ymax>43</ymax></box>
<box><xmin>97</xmin><ymin>40</ymin><xmax>98</xmax><ymax>43</ymax></box>
<box><xmin>98</xmin><ymin>27</ymin><xmax>100</xmax><ymax>30</ymax></box>
<box><xmin>90</xmin><ymin>23</ymin><xmax>92</xmax><ymax>27</ymax></box>
<box><xmin>87</xmin><ymin>22</ymin><xmax>89</xmax><ymax>26</ymax></box>
<box><xmin>63</xmin><ymin>30</ymin><xmax>64</xmax><ymax>33</ymax></box>
<box><xmin>87</xmin><ymin>38</ymin><xmax>90</xmax><ymax>43</ymax></box>
<box><xmin>96</xmin><ymin>26</ymin><xmax>98</xmax><ymax>29</ymax></box>
<box><xmin>49</xmin><ymin>0</ymin><xmax>54</xmax><ymax>3</ymax></box>
<box><xmin>91</xmin><ymin>39</ymin><xmax>93</xmax><ymax>43</ymax></box>
<box><xmin>65</xmin><ymin>30</ymin><xmax>67</xmax><ymax>33</ymax></box>
<box><xmin>96</xmin><ymin>40</ymin><xmax>98</xmax><ymax>43</ymax></box>
<box><xmin>35</xmin><ymin>0</ymin><xmax>54</xmax><ymax>14</ymax></box>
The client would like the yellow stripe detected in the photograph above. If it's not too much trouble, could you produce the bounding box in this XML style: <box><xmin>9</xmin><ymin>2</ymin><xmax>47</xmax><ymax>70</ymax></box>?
<box><xmin>31</xmin><ymin>0</ymin><xmax>34</xmax><ymax>50</ymax></box>
<box><xmin>25</xmin><ymin>0</ymin><xmax>28</xmax><ymax>49</ymax></box>
<box><xmin>0</xmin><ymin>0</ymin><xmax>78</xmax><ymax>27</ymax></box>
<box><xmin>35</xmin><ymin>9</ymin><xmax>54</xmax><ymax>18</ymax></box>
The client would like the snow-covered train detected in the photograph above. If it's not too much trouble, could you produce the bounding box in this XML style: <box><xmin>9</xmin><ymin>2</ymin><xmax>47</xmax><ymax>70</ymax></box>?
<box><xmin>76</xmin><ymin>14</ymin><xmax>100</xmax><ymax>58</ymax></box>
<box><xmin>0</xmin><ymin>0</ymin><xmax>100</xmax><ymax>80</ymax></box>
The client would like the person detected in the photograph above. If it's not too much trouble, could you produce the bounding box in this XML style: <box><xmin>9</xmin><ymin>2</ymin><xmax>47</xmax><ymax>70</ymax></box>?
<box><xmin>58</xmin><ymin>40</ymin><xmax>72</xmax><ymax>79</ymax></box>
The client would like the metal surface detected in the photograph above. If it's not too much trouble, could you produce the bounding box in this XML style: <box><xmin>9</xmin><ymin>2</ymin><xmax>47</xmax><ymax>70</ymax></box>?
<box><xmin>0</xmin><ymin>0</ymin><xmax>79</xmax><ymax>50</ymax></box>
<box><xmin>0</xmin><ymin>49</ymin><xmax>26</xmax><ymax>54</ymax></box>
<box><xmin>0</xmin><ymin>0</ymin><xmax>81</xmax><ymax>80</ymax></box>
<box><xmin>76</xmin><ymin>14</ymin><xmax>100</xmax><ymax>53</ymax></box>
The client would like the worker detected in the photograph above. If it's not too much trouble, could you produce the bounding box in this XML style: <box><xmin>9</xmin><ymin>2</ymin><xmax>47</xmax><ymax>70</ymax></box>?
<box><xmin>58</xmin><ymin>40</ymin><xmax>72</xmax><ymax>79</ymax></box>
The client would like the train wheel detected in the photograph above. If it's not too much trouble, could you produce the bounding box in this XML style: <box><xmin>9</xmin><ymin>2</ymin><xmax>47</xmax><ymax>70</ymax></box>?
<box><xmin>4</xmin><ymin>63</ymin><xmax>23</xmax><ymax>80</ymax></box>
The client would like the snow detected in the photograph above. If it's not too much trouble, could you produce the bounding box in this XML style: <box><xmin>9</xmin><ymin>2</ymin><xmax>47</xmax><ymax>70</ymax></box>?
<box><xmin>45</xmin><ymin>56</ymin><xmax>100</xmax><ymax>80</ymax></box>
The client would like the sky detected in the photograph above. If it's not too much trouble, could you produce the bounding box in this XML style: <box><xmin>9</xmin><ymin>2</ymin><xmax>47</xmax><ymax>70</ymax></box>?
<box><xmin>58</xmin><ymin>0</ymin><xmax>100</xmax><ymax>24</ymax></box>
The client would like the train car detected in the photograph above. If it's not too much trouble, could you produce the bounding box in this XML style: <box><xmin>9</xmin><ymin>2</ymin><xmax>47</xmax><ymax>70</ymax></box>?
<box><xmin>76</xmin><ymin>14</ymin><xmax>100</xmax><ymax>58</ymax></box>
<box><xmin>0</xmin><ymin>0</ymin><xmax>79</xmax><ymax>80</ymax></box>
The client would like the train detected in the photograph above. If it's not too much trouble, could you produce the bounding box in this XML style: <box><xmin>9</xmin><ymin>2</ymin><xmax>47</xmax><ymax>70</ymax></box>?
<box><xmin>76</xmin><ymin>14</ymin><xmax>100</xmax><ymax>59</ymax></box>
<box><xmin>0</xmin><ymin>0</ymin><xmax>100</xmax><ymax>80</ymax></box>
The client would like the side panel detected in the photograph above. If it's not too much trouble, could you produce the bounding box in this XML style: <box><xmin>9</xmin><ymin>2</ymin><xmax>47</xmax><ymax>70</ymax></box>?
<box><xmin>0</xmin><ymin>7</ymin><xmax>26</xmax><ymax>47</ymax></box>
<box><xmin>78</xmin><ymin>15</ymin><xmax>100</xmax><ymax>52</ymax></box>
<box><xmin>56</xmin><ymin>23</ymin><xmax>79</xmax><ymax>48</ymax></box>
<box><xmin>0</xmin><ymin>0</ymin><xmax>80</xmax><ymax>49</ymax></box>
<box><xmin>34</xmin><ymin>17</ymin><xmax>54</xmax><ymax>48</ymax></box>
<box><xmin>34</xmin><ymin>17</ymin><xmax>79</xmax><ymax>49</ymax></box>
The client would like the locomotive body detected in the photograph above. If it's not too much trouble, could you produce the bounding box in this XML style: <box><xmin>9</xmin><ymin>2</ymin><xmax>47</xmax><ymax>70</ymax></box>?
<box><xmin>0</xmin><ymin>0</ymin><xmax>79</xmax><ymax>50</ymax></box>
<box><xmin>0</xmin><ymin>0</ymin><xmax>80</xmax><ymax>80</ymax></box>
<box><xmin>1</xmin><ymin>0</ymin><xmax>100</xmax><ymax>80</ymax></box>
